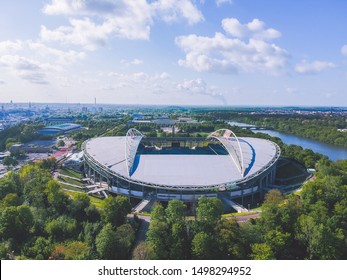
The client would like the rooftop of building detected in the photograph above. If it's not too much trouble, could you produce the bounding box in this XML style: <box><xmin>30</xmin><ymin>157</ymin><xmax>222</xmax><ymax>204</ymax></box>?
<box><xmin>84</xmin><ymin>131</ymin><xmax>280</xmax><ymax>188</ymax></box>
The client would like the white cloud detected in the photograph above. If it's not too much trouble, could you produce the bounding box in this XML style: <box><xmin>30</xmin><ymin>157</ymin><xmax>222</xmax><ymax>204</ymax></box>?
<box><xmin>43</xmin><ymin>0</ymin><xmax>119</xmax><ymax>15</ymax></box>
<box><xmin>151</xmin><ymin>0</ymin><xmax>204</xmax><ymax>25</ymax></box>
<box><xmin>0</xmin><ymin>40</ymin><xmax>23</xmax><ymax>54</ymax></box>
<box><xmin>40</xmin><ymin>20</ymin><xmax>111</xmax><ymax>50</ymax></box>
<box><xmin>295</xmin><ymin>60</ymin><xmax>336</xmax><ymax>74</ymax></box>
<box><xmin>216</xmin><ymin>0</ymin><xmax>232</xmax><ymax>6</ymax></box>
<box><xmin>41</xmin><ymin>0</ymin><xmax>203</xmax><ymax>49</ymax></box>
<box><xmin>222</xmin><ymin>18</ymin><xmax>281</xmax><ymax>40</ymax></box>
<box><xmin>0</xmin><ymin>55</ymin><xmax>49</xmax><ymax>84</ymax></box>
<box><xmin>41</xmin><ymin>1</ymin><xmax>152</xmax><ymax>48</ymax></box>
<box><xmin>105</xmin><ymin>71</ymin><xmax>171</xmax><ymax>93</ymax></box>
<box><xmin>175</xmin><ymin>30</ymin><xmax>288</xmax><ymax>74</ymax></box>
<box><xmin>120</xmin><ymin>58</ymin><xmax>144</xmax><ymax>66</ymax></box>
<box><xmin>0</xmin><ymin>40</ymin><xmax>85</xmax><ymax>84</ymax></box>
<box><xmin>0</xmin><ymin>80</ymin><xmax>5</xmax><ymax>85</ymax></box>
<box><xmin>102</xmin><ymin>71</ymin><xmax>226</xmax><ymax>102</ymax></box>
<box><xmin>177</xmin><ymin>78</ymin><xmax>226</xmax><ymax>104</ymax></box>
<box><xmin>27</xmin><ymin>41</ymin><xmax>86</xmax><ymax>64</ymax></box>
<box><xmin>341</xmin><ymin>45</ymin><xmax>347</xmax><ymax>56</ymax></box>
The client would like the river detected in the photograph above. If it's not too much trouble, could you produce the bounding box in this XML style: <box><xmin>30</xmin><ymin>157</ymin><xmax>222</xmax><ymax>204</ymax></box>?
<box><xmin>228</xmin><ymin>121</ymin><xmax>347</xmax><ymax>161</ymax></box>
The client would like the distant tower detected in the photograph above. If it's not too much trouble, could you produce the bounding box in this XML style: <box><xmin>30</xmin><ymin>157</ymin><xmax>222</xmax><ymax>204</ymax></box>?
<box><xmin>94</xmin><ymin>97</ymin><xmax>96</xmax><ymax>106</ymax></box>
<box><xmin>29</xmin><ymin>101</ymin><xmax>31</xmax><ymax>109</ymax></box>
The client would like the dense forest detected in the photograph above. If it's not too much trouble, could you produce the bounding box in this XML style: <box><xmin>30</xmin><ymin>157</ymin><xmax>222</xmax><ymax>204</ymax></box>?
<box><xmin>136</xmin><ymin>158</ymin><xmax>347</xmax><ymax>260</ymax></box>
<box><xmin>1</xmin><ymin>158</ymin><xmax>346</xmax><ymax>259</ymax></box>
<box><xmin>0</xmin><ymin>161</ymin><xmax>136</xmax><ymax>259</ymax></box>
<box><xmin>1</xmin><ymin>113</ymin><xmax>345</xmax><ymax>259</ymax></box>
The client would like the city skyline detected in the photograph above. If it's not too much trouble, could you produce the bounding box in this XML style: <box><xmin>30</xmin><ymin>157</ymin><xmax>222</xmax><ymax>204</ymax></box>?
<box><xmin>0</xmin><ymin>0</ymin><xmax>347</xmax><ymax>106</ymax></box>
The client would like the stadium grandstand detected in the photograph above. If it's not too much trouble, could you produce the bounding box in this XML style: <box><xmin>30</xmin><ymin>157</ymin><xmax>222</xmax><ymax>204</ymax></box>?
<box><xmin>82</xmin><ymin>128</ymin><xmax>281</xmax><ymax>205</ymax></box>
<box><xmin>38</xmin><ymin>123</ymin><xmax>82</xmax><ymax>135</ymax></box>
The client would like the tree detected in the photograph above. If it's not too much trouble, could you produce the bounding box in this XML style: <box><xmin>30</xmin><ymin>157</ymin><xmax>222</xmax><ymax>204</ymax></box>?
<box><xmin>264</xmin><ymin>189</ymin><xmax>284</xmax><ymax>205</ymax></box>
<box><xmin>250</xmin><ymin>243</ymin><xmax>275</xmax><ymax>260</ymax></box>
<box><xmin>31</xmin><ymin>237</ymin><xmax>53</xmax><ymax>260</ymax></box>
<box><xmin>166</xmin><ymin>200</ymin><xmax>186</xmax><ymax>224</ymax></box>
<box><xmin>20</xmin><ymin>165</ymin><xmax>51</xmax><ymax>208</ymax></box>
<box><xmin>45</xmin><ymin>180</ymin><xmax>68</xmax><ymax>214</ymax></box>
<box><xmin>45</xmin><ymin>215</ymin><xmax>77</xmax><ymax>241</ymax></box>
<box><xmin>132</xmin><ymin>242</ymin><xmax>155</xmax><ymax>260</ymax></box>
<box><xmin>216</xmin><ymin>218</ymin><xmax>245</xmax><ymax>259</ymax></box>
<box><xmin>295</xmin><ymin>214</ymin><xmax>344</xmax><ymax>259</ymax></box>
<box><xmin>191</xmin><ymin>232</ymin><xmax>217</xmax><ymax>259</ymax></box>
<box><xmin>169</xmin><ymin>221</ymin><xmax>190</xmax><ymax>259</ymax></box>
<box><xmin>196</xmin><ymin>197</ymin><xmax>223</xmax><ymax>231</ymax></box>
<box><xmin>0</xmin><ymin>205</ymin><xmax>33</xmax><ymax>241</ymax></box>
<box><xmin>39</xmin><ymin>158</ymin><xmax>56</xmax><ymax>170</ymax></box>
<box><xmin>96</xmin><ymin>223</ymin><xmax>119</xmax><ymax>259</ymax></box>
<box><xmin>2</xmin><ymin>156</ymin><xmax>16</xmax><ymax>167</ymax></box>
<box><xmin>150</xmin><ymin>203</ymin><xmax>166</xmax><ymax>222</ymax></box>
<box><xmin>115</xmin><ymin>224</ymin><xmax>135</xmax><ymax>259</ymax></box>
<box><xmin>57</xmin><ymin>140</ymin><xmax>65</xmax><ymax>147</ymax></box>
<box><xmin>58</xmin><ymin>241</ymin><xmax>89</xmax><ymax>260</ymax></box>
<box><xmin>1</xmin><ymin>193</ymin><xmax>22</xmax><ymax>207</ymax></box>
<box><xmin>0</xmin><ymin>207</ymin><xmax>20</xmax><ymax>240</ymax></box>
<box><xmin>146</xmin><ymin>219</ymin><xmax>170</xmax><ymax>259</ymax></box>
<box><xmin>102</xmin><ymin>196</ymin><xmax>131</xmax><ymax>227</ymax></box>
<box><xmin>68</xmin><ymin>192</ymin><xmax>90</xmax><ymax>221</ymax></box>
<box><xmin>82</xmin><ymin>221</ymin><xmax>103</xmax><ymax>253</ymax></box>
<box><xmin>263</xmin><ymin>229</ymin><xmax>291</xmax><ymax>258</ymax></box>
<box><xmin>0</xmin><ymin>178</ymin><xmax>19</xmax><ymax>200</ymax></box>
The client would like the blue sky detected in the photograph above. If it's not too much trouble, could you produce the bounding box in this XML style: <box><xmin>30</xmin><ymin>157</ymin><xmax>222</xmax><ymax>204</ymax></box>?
<box><xmin>0</xmin><ymin>0</ymin><xmax>346</xmax><ymax>106</ymax></box>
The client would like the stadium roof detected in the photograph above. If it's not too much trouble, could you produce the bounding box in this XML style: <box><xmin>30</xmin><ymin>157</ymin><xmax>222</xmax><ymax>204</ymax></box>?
<box><xmin>37</xmin><ymin>123</ymin><xmax>81</xmax><ymax>135</ymax></box>
<box><xmin>84</xmin><ymin>129</ymin><xmax>280</xmax><ymax>188</ymax></box>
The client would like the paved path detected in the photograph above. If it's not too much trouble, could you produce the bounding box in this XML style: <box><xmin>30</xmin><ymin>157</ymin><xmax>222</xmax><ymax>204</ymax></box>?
<box><xmin>235</xmin><ymin>213</ymin><xmax>260</xmax><ymax>223</ymax></box>
<box><xmin>128</xmin><ymin>214</ymin><xmax>151</xmax><ymax>245</ymax></box>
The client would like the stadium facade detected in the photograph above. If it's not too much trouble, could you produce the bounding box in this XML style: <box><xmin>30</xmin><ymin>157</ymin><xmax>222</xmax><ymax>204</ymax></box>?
<box><xmin>37</xmin><ymin>123</ymin><xmax>82</xmax><ymax>135</ymax></box>
<box><xmin>82</xmin><ymin>128</ymin><xmax>280</xmax><ymax>202</ymax></box>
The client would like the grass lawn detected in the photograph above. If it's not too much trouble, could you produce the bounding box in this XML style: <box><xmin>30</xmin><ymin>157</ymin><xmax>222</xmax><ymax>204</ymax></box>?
<box><xmin>58</xmin><ymin>182</ymin><xmax>82</xmax><ymax>192</ymax></box>
<box><xmin>58</xmin><ymin>168</ymin><xmax>83</xmax><ymax>179</ymax></box>
<box><xmin>58</xmin><ymin>176</ymin><xmax>85</xmax><ymax>187</ymax></box>
<box><xmin>222</xmin><ymin>211</ymin><xmax>258</xmax><ymax>218</ymax></box>
<box><xmin>64</xmin><ymin>190</ymin><xmax>105</xmax><ymax>208</ymax></box>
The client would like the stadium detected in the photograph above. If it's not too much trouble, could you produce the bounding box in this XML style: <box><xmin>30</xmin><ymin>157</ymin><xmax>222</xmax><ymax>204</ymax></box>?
<box><xmin>82</xmin><ymin>128</ymin><xmax>281</xmax><ymax>205</ymax></box>
<box><xmin>37</xmin><ymin>123</ymin><xmax>82</xmax><ymax>135</ymax></box>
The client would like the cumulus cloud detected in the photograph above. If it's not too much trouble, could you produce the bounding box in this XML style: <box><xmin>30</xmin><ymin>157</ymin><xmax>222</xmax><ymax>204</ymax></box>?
<box><xmin>295</xmin><ymin>60</ymin><xmax>336</xmax><ymax>74</ymax></box>
<box><xmin>151</xmin><ymin>0</ymin><xmax>204</xmax><ymax>25</ymax></box>
<box><xmin>175</xmin><ymin>30</ymin><xmax>288</xmax><ymax>74</ymax></box>
<box><xmin>0</xmin><ymin>40</ymin><xmax>85</xmax><ymax>84</ymax></box>
<box><xmin>43</xmin><ymin>0</ymin><xmax>127</xmax><ymax>16</ymax></box>
<box><xmin>222</xmin><ymin>18</ymin><xmax>281</xmax><ymax>40</ymax></box>
<box><xmin>27</xmin><ymin>41</ymin><xmax>86</xmax><ymax>64</ymax></box>
<box><xmin>177</xmin><ymin>78</ymin><xmax>227</xmax><ymax>104</ymax></box>
<box><xmin>0</xmin><ymin>40</ymin><xmax>23</xmax><ymax>54</ymax></box>
<box><xmin>341</xmin><ymin>45</ymin><xmax>347</xmax><ymax>56</ymax></box>
<box><xmin>41</xmin><ymin>0</ymin><xmax>203</xmax><ymax>49</ymax></box>
<box><xmin>0</xmin><ymin>55</ymin><xmax>49</xmax><ymax>84</ymax></box>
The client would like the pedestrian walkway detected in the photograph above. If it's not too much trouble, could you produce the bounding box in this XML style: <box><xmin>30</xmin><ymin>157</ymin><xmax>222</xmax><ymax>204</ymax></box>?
<box><xmin>133</xmin><ymin>199</ymin><xmax>152</xmax><ymax>213</ymax></box>
<box><xmin>221</xmin><ymin>196</ymin><xmax>249</xmax><ymax>213</ymax></box>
